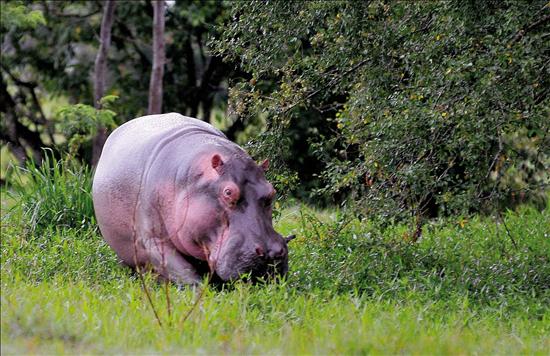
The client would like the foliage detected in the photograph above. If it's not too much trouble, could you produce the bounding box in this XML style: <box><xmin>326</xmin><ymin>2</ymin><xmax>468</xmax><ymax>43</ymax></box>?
<box><xmin>0</xmin><ymin>1</ymin><xmax>45</xmax><ymax>31</ymax></box>
<box><xmin>496</xmin><ymin>128</ymin><xmax>549</xmax><ymax>209</ymax></box>
<box><xmin>214</xmin><ymin>0</ymin><xmax>550</xmax><ymax>219</ymax></box>
<box><xmin>56</xmin><ymin>95</ymin><xmax>118</xmax><ymax>158</ymax></box>
<box><xmin>1</xmin><ymin>1</ymin><xmax>237</xmax><ymax>164</ymax></box>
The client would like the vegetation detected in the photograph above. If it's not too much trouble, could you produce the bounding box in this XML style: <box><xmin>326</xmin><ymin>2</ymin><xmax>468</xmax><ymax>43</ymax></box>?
<box><xmin>2</xmin><ymin>1</ymin><xmax>548</xmax><ymax>217</ymax></box>
<box><xmin>2</xmin><ymin>157</ymin><xmax>549</xmax><ymax>353</ymax></box>
<box><xmin>1</xmin><ymin>1</ymin><xmax>237</xmax><ymax>164</ymax></box>
<box><xmin>1</xmin><ymin>1</ymin><xmax>549</xmax><ymax>353</ymax></box>
<box><xmin>214</xmin><ymin>0</ymin><xmax>549</xmax><ymax>219</ymax></box>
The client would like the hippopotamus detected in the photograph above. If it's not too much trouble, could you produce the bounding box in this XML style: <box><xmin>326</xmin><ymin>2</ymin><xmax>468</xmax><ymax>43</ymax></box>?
<box><xmin>92</xmin><ymin>113</ymin><xmax>292</xmax><ymax>285</ymax></box>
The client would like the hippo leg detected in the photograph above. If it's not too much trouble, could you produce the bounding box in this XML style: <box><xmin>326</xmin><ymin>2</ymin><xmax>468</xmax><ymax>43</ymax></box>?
<box><xmin>139</xmin><ymin>237</ymin><xmax>202</xmax><ymax>285</ymax></box>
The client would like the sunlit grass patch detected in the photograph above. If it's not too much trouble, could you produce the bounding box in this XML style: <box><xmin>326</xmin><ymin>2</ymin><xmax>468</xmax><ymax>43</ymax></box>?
<box><xmin>2</xmin><ymin>279</ymin><xmax>549</xmax><ymax>354</ymax></box>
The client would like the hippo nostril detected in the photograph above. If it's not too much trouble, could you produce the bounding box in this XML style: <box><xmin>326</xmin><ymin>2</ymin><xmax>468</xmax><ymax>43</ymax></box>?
<box><xmin>268</xmin><ymin>245</ymin><xmax>285</xmax><ymax>260</ymax></box>
<box><xmin>255</xmin><ymin>245</ymin><xmax>265</xmax><ymax>257</ymax></box>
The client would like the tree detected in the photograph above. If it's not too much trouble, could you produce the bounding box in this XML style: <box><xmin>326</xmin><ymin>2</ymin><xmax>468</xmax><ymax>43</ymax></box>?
<box><xmin>1</xmin><ymin>1</ymin><xmax>238</xmax><ymax>165</ymax></box>
<box><xmin>92</xmin><ymin>0</ymin><xmax>117</xmax><ymax>166</ymax></box>
<box><xmin>0</xmin><ymin>1</ymin><xmax>47</xmax><ymax>163</ymax></box>
<box><xmin>214</xmin><ymin>0</ymin><xmax>550</xmax><ymax>220</ymax></box>
<box><xmin>148</xmin><ymin>0</ymin><xmax>165</xmax><ymax>115</ymax></box>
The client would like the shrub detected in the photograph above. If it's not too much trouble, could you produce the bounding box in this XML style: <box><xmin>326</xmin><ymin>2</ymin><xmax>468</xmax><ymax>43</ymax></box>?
<box><xmin>214</xmin><ymin>0</ymin><xmax>550</xmax><ymax>219</ymax></box>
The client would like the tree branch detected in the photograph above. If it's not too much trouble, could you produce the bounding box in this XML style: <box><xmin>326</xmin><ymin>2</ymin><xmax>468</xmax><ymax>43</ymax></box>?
<box><xmin>282</xmin><ymin>58</ymin><xmax>370</xmax><ymax>114</ymax></box>
<box><xmin>510</xmin><ymin>7</ymin><xmax>550</xmax><ymax>44</ymax></box>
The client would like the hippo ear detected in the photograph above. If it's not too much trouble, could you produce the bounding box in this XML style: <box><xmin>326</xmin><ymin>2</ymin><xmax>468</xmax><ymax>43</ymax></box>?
<box><xmin>211</xmin><ymin>154</ymin><xmax>224</xmax><ymax>173</ymax></box>
<box><xmin>260</xmin><ymin>159</ymin><xmax>269</xmax><ymax>172</ymax></box>
<box><xmin>284</xmin><ymin>235</ymin><xmax>296</xmax><ymax>244</ymax></box>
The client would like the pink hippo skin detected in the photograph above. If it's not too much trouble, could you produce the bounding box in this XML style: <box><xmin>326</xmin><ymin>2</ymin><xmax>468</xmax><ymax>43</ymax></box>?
<box><xmin>92</xmin><ymin>113</ymin><xmax>289</xmax><ymax>284</ymax></box>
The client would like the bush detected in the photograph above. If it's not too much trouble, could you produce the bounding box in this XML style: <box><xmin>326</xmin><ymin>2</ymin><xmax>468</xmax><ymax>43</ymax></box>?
<box><xmin>214</xmin><ymin>0</ymin><xmax>550</xmax><ymax>219</ymax></box>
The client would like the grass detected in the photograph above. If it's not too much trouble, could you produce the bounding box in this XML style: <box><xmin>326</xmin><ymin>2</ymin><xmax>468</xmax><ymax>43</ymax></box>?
<box><xmin>1</xmin><ymin>156</ymin><xmax>549</xmax><ymax>354</ymax></box>
<box><xmin>3</xmin><ymin>280</ymin><xmax>548</xmax><ymax>354</ymax></box>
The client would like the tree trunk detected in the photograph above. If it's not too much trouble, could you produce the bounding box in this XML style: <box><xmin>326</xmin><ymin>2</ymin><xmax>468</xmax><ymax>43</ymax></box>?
<box><xmin>148</xmin><ymin>0</ymin><xmax>165</xmax><ymax>115</ymax></box>
<box><xmin>0</xmin><ymin>74</ymin><xmax>44</xmax><ymax>163</ymax></box>
<box><xmin>92</xmin><ymin>0</ymin><xmax>116</xmax><ymax>167</ymax></box>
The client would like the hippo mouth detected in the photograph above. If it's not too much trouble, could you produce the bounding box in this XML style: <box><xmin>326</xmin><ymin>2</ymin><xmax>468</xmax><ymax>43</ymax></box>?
<box><xmin>246</xmin><ymin>258</ymin><xmax>288</xmax><ymax>282</ymax></box>
<box><xmin>208</xmin><ymin>236</ymin><xmax>292</xmax><ymax>283</ymax></box>
<box><xmin>213</xmin><ymin>258</ymin><xmax>288</xmax><ymax>283</ymax></box>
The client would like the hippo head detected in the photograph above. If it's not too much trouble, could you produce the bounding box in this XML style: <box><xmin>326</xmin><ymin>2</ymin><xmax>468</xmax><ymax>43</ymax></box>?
<box><xmin>196</xmin><ymin>152</ymin><xmax>290</xmax><ymax>282</ymax></box>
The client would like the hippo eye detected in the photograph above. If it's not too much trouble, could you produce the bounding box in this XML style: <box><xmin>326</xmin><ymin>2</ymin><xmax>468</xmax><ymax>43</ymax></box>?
<box><xmin>224</xmin><ymin>188</ymin><xmax>232</xmax><ymax>196</ymax></box>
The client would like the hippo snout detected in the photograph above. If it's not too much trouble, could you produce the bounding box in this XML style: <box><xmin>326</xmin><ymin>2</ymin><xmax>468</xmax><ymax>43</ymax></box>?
<box><xmin>268</xmin><ymin>243</ymin><xmax>286</xmax><ymax>260</ymax></box>
<box><xmin>250</xmin><ymin>241</ymin><xmax>288</xmax><ymax>278</ymax></box>
<box><xmin>214</xmin><ymin>233</ymin><xmax>288</xmax><ymax>282</ymax></box>
<box><xmin>255</xmin><ymin>240</ymin><xmax>287</xmax><ymax>261</ymax></box>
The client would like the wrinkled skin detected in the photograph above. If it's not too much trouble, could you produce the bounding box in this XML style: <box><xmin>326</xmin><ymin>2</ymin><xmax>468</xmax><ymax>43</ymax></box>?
<box><xmin>92</xmin><ymin>113</ymin><xmax>288</xmax><ymax>284</ymax></box>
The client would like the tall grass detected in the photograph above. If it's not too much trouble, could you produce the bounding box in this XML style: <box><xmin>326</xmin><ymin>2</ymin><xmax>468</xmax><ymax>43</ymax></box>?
<box><xmin>285</xmin><ymin>205</ymin><xmax>550</xmax><ymax>305</ymax></box>
<box><xmin>5</xmin><ymin>149</ymin><xmax>95</xmax><ymax>235</ymax></box>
